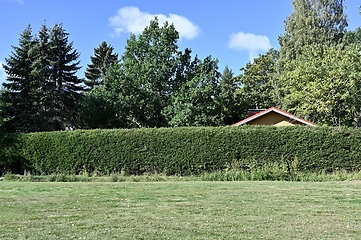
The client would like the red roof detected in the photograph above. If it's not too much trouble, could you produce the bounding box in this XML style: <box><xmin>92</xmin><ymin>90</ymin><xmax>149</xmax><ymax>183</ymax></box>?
<box><xmin>232</xmin><ymin>107</ymin><xmax>315</xmax><ymax>126</ymax></box>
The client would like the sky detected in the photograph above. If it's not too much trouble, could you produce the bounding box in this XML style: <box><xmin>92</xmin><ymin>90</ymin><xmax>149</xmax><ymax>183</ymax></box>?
<box><xmin>0</xmin><ymin>0</ymin><xmax>360</xmax><ymax>85</ymax></box>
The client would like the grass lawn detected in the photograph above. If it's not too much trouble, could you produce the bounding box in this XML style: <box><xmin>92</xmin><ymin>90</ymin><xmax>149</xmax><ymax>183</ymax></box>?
<box><xmin>1</xmin><ymin>181</ymin><xmax>361</xmax><ymax>239</ymax></box>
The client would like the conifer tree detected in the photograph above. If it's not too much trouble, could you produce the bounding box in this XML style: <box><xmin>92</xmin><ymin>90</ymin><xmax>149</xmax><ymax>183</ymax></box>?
<box><xmin>1</xmin><ymin>24</ymin><xmax>84</xmax><ymax>132</ymax></box>
<box><xmin>218</xmin><ymin>66</ymin><xmax>242</xmax><ymax>125</ymax></box>
<box><xmin>46</xmin><ymin>24</ymin><xmax>84</xmax><ymax>130</ymax></box>
<box><xmin>84</xmin><ymin>41</ymin><xmax>118</xmax><ymax>90</ymax></box>
<box><xmin>1</xmin><ymin>25</ymin><xmax>44</xmax><ymax>132</ymax></box>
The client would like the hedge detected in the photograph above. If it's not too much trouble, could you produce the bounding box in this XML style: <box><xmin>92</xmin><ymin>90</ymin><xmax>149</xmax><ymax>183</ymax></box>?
<box><xmin>0</xmin><ymin>132</ymin><xmax>24</xmax><ymax>175</ymax></box>
<box><xmin>7</xmin><ymin>126</ymin><xmax>360</xmax><ymax>176</ymax></box>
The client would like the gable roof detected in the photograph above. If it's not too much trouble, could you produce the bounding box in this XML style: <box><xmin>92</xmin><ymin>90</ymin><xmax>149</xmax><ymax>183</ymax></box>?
<box><xmin>232</xmin><ymin>107</ymin><xmax>315</xmax><ymax>127</ymax></box>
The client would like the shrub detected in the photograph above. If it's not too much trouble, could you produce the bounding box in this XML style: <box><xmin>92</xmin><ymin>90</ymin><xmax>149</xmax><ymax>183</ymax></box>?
<box><xmin>14</xmin><ymin>126</ymin><xmax>361</xmax><ymax>176</ymax></box>
<box><xmin>0</xmin><ymin>132</ymin><xmax>24</xmax><ymax>176</ymax></box>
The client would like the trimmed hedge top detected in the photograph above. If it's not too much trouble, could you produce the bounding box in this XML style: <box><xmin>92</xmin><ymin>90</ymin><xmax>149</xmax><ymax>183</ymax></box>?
<box><xmin>14</xmin><ymin>126</ymin><xmax>361</xmax><ymax>175</ymax></box>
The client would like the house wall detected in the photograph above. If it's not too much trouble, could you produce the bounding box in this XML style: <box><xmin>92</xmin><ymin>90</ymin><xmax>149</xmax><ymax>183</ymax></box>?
<box><xmin>247</xmin><ymin>112</ymin><xmax>304</xmax><ymax>125</ymax></box>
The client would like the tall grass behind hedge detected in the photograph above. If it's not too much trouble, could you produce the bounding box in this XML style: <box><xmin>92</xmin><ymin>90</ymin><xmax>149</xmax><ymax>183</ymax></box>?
<box><xmin>18</xmin><ymin>126</ymin><xmax>361</xmax><ymax>175</ymax></box>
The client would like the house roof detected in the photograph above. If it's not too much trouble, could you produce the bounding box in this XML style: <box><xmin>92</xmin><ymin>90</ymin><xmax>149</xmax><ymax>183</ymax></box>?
<box><xmin>232</xmin><ymin>107</ymin><xmax>315</xmax><ymax>127</ymax></box>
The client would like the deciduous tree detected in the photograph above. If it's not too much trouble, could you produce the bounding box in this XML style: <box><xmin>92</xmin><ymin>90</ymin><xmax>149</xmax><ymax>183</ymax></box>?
<box><xmin>92</xmin><ymin>18</ymin><xmax>226</xmax><ymax>128</ymax></box>
<box><xmin>104</xmin><ymin>18</ymin><xmax>182</xmax><ymax>128</ymax></box>
<box><xmin>279</xmin><ymin>44</ymin><xmax>361</xmax><ymax>126</ymax></box>
<box><xmin>235</xmin><ymin>49</ymin><xmax>279</xmax><ymax>117</ymax></box>
<box><xmin>164</xmin><ymin>56</ymin><xmax>223</xmax><ymax>126</ymax></box>
<box><xmin>278</xmin><ymin>0</ymin><xmax>347</xmax><ymax>66</ymax></box>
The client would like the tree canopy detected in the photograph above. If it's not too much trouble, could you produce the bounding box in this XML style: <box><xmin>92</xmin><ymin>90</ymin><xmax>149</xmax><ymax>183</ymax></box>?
<box><xmin>235</xmin><ymin>49</ymin><xmax>279</xmax><ymax>114</ymax></box>
<box><xmin>279</xmin><ymin>44</ymin><xmax>361</xmax><ymax>126</ymax></box>
<box><xmin>84</xmin><ymin>41</ymin><xmax>118</xmax><ymax>90</ymax></box>
<box><xmin>1</xmin><ymin>24</ymin><xmax>84</xmax><ymax>132</ymax></box>
<box><xmin>2</xmin><ymin>0</ymin><xmax>361</xmax><ymax>131</ymax></box>
<box><xmin>274</xmin><ymin>0</ymin><xmax>361</xmax><ymax>126</ymax></box>
<box><xmin>91</xmin><ymin>18</ymin><xmax>238</xmax><ymax>128</ymax></box>
<box><xmin>278</xmin><ymin>0</ymin><xmax>347</xmax><ymax>70</ymax></box>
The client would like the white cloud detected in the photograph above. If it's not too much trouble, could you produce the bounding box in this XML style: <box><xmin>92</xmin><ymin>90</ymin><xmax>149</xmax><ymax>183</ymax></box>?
<box><xmin>108</xmin><ymin>6</ymin><xmax>200</xmax><ymax>40</ymax></box>
<box><xmin>228</xmin><ymin>32</ymin><xmax>272</xmax><ymax>61</ymax></box>
<box><xmin>0</xmin><ymin>61</ymin><xmax>6</xmax><ymax>85</ymax></box>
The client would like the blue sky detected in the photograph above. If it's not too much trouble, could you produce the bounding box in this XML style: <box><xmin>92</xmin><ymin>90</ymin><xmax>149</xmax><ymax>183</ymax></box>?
<box><xmin>0</xmin><ymin>0</ymin><xmax>360</xmax><ymax>85</ymax></box>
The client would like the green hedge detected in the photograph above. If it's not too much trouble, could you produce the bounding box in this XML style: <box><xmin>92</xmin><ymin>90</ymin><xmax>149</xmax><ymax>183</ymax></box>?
<box><xmin>13</xmin><ymin>126</ymin><xmax>361</xmax><ymax>176</ymax></box>
<box><xmin>0</xmin><ymin>133</ymin><xmax>24</xmax><ymax>175</ymax></box>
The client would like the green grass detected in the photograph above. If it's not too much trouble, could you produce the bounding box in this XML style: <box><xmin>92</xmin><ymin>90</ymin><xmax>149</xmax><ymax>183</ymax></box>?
<box><xmin>1</xmin><ymin>181</ymin><xmax>361</xmax><ymax>239</ymax></box>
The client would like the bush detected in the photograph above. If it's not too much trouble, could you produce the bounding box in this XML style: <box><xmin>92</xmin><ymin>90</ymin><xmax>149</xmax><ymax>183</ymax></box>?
<box><xmin>0</xmin><ymin>132</ymin><xmax>24</xmax><ymax>176</ymax></box>
<box><xmin>14</xmin><ymin>126</ymin><xmax>361</xmax><ymax>176</ymax></box>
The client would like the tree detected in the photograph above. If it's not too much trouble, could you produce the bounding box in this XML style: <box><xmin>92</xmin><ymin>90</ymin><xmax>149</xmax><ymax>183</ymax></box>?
<box><xmin>278</xmin><ymin>0</ymin><xmax>348</xmax><ymax>65</ymax></box>
<box><xmin>103</xmin><ymin>18</ymin><xmax>182</xmax><ymax>128</ymax></box>
<box><xmin>234</xmin><ymin>49</ymin><xmax>279</xmax><ymax>117</ymax></box>
<box><xmin>163</xmin><ymin>56</ymin><xmax>223</xmax><ymax>127</ymax></box>
<box><xmin>0</xmin><ymin>88</ymin><xmax>5</xmax><ymax>127</ymax></box>
<box><xmin>93</xmin><ymin>18</ymin><xmax>225</xmax><ymax>128</ymax></box>
<box><xmin>279</xmin><ymin>44</ymin><xmax>361</xmax><ymax>126</ymax></box>
<box><xmin>1</xmin><ymin>25</ymin><xmax>45</xmax><ymax>132</ymax></box>
<box><xmin>344</xmin><ymin>27</ymin><xmax>361</xmax><ymax>47</ymax></box>
<box><xmin>275</xmin><ymin>0</ymin><xmax>354</xmax><ymax>126</ymax></box>
<box><xmin>218</xmin><ymin>66</ymin><xmax>242</xmax><ymax>125</ymax></box>
<box><xmin>46</xmin><ymin>24</ymin><xmax>84</xmax><ymax>130</ymax></box>
<box><xmin>94</xmin><ymin>63</ymin><xmax>141</xmax><ymax>128</ymax></box>
<box><xmin>74</xmin><ymin>89</ymin><xmax>122</xmax><ymax>129</ymax></box>
<box><xmin>84</xmin><ymin>41</ymin><xmax>118</xmax><ymax>90</ymax></box>
<box><xmin>1</xmin><ymin>24</ymin><xmax>84</xmax><ymax>132</ymax></box>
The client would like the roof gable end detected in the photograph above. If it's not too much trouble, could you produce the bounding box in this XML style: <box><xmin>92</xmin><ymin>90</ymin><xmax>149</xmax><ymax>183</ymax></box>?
<box><xmin>232</xmin><ymin>107</ymin><xmax>315</xmax><ymax>126</ymax></box>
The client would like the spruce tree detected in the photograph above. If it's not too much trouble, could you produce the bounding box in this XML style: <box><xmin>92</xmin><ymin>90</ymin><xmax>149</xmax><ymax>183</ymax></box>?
<box><xmin>218</xmin><ymin>66</ymin><xmax>242</xmax><ymax>125</ymax></box>
<box><xmin>46</xmin><ymin>24</ymin><xmax>84</xmax><ymax>130</ymax></box>
<box><xmin>84</xmin><ymin>41</ymin><xmax>118</xmax><ymax>90</ymax></box>
<box><xmin>1</xmin><ymin>25</ymin><xmax>45</xmax><ymax>132</ymax></box>
<box><xmin>1</xmin><ymin>24</ymin><xmax>84</xmax><ymax>132</ymax></box>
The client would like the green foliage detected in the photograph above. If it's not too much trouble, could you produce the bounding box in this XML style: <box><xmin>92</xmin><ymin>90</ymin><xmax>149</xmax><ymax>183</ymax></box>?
<box><xmin>98</xmin><ymin>62</ymin><xmax>147</xmax><ymax>128</ymax></box>
<box><xmin>275</xmin><ymin>0</ymin><xmax>361</xmax><ymax>127</ymax></box>
<box><xmin>96</xmin><ymin>18</ymin><xmax>230</xmax><ymax>128</ymax></box>
<box><xmin>16</xmin><ymin>126</ymin><xmax>361</xmax><ymax>176</ymax></box>
<box><xmin>1</xmin><ymin>25</ymin><xmax>45</xmax><ymax>132</ymax></box>
<box><xmin>279</xmin><ymin>44</ymin><xmax>361</xmax><ymax>126</ymax></box>
<box><xmin>0</xmin><ymin>132</ymin><xmax>24</xmax><ymax>176</ymax></box>
<box><xmin>1</xmin><ymin>23</ymin><xmax>84</xmax><ymax>132</ymax></box>
<box><xmin>74</xmin><ymin>89</ymin><xmax>124</xmax><ymax>129</ymax></box>
<box><xmin>84</xmin><ymin>41</ymin><xmax>118</xmax><ymax>90</ymax></box>
<box><xmin>218</xmin><ymin>66</ymin><xmax>242</xmax><ymax>125</ymax></box>
<box><xmin>45</xmin><ymin>24</ymin><xmax>84</xmax><ymax>129</ymax></box>
<box><xmin>235</xmin><ymin>49</ymin><xmax>279</xmax><ymax>115</ymax></box>
<box><xmin>279</xmin><ymin>0</ymin><xmax>347</xmax><ymax>64</ymax></box>
<box><xmin>344</xmin><ymin>27</ymin><xmax>361</xmax><ymax>47</ymax></box>
<box><xmin>163</xmin><ymin>56</ymin><xmax>223</xmax><ymax>126</ymax></box>
<box><xmin>111</xmin><ymin>18</ymin><xmax>182</xmax><ymax>128</ymax></box>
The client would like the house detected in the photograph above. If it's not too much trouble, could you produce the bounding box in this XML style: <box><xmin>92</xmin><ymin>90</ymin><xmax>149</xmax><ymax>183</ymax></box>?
<box><xmin>232</xmin><ymin>107</ymin><xmax>315</xmax><ymax>127</ymax></box>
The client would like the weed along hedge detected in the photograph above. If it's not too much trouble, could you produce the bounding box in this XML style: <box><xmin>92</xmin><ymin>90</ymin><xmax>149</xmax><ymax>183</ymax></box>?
<box><xmin>10</xmin><ymin>126</ymin><xmax>361</xmax><ymax>176</ymax></box>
